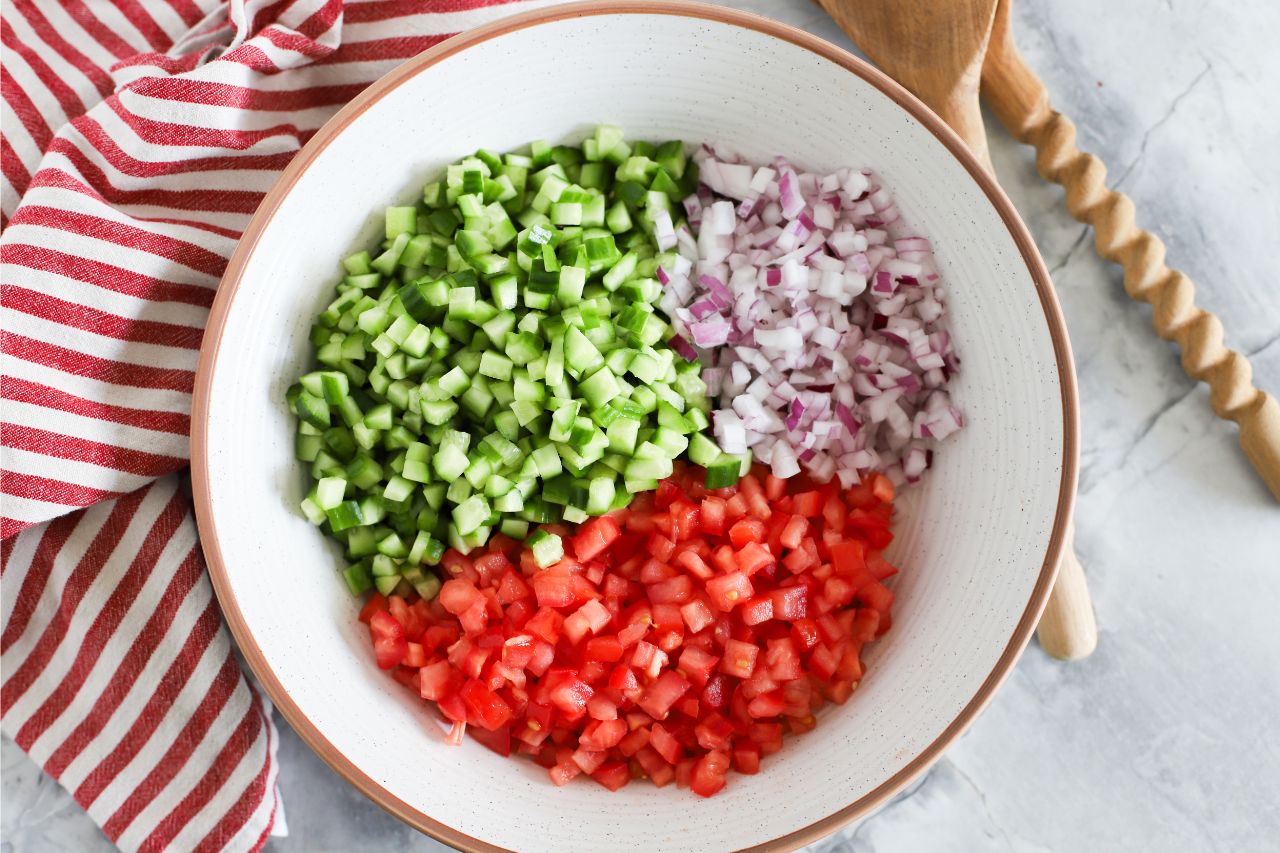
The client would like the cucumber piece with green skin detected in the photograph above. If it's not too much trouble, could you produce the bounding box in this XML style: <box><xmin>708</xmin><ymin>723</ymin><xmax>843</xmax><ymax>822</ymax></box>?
<box><xmin>705</xmin><ymin>453</ymin><xmax>745</xmax><ymax>489</ymax></box>
<box><xmin>527</xmin><ymin>529</ymin><xmax>564</xmax><ymax>568</ymax></box>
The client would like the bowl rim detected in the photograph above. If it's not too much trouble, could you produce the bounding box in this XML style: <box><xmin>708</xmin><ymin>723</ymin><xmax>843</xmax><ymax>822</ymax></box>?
<box><xmin>191</xmin><ymin>1</ymin><xmax>1079</xmax><ymax>849</ymax></box>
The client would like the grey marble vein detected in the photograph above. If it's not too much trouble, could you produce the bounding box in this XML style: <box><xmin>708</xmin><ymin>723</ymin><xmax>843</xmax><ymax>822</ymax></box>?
<box><xmin>4</xmin><ymin>1</ymin><xmax>1279</xmax><ymax>851</ymax></box>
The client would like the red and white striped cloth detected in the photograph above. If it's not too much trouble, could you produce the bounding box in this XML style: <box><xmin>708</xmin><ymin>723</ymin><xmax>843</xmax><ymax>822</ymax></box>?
<box><xmin>1</xmin><ymin>1</ymin><xmax>558</xmax><ymax>849</ymax></box>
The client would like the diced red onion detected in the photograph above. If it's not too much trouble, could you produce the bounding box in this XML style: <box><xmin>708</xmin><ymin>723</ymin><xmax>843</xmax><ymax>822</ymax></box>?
<box><xmin>657</xmin><ymin>146</ymin><xmax>963</xmax><ymax>484</ymax></box>
<box><xmin>690</xmin><ymin>317</ymin><xmax>732</xmax><ymax>348</ymax></box>
<box><xmin>668</xmin><ymin>334</ymin><xmax>698</xmax><ymax>362</ymax></box>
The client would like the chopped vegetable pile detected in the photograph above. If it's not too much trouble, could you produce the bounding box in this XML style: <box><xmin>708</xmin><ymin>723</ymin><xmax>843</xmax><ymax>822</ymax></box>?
<box><xmin>362</xmin><ymin>465</ymin><xmax>899</xmax><ymax>796</ymax></box>
<box><xmin>289</xmin><ymin>129</ymin><xmax>964</xmax><ymax>798</ymax></box>
<box><xmin>660</xmin><ymin>145</ymin><xmax>964</xmax><ymax>487</ymax></box>
<box><xmin>291</xmin><ymin>128</ymin><xmax>745</xmax><ymax>598</ymax></box>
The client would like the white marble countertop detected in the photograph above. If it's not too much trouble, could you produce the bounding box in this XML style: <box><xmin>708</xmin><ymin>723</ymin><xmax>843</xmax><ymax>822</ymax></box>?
<box><xmin>5</xmin><ymin>1</ymin><xmax>1279</xmax><ymax>850</ymax></box>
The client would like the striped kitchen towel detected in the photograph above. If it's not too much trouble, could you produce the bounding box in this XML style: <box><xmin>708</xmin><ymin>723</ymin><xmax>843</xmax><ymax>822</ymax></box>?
<box><xmin>0</xmin><ymin>0</ymin><xmax>557</xmax><ymax>849</ymax></box>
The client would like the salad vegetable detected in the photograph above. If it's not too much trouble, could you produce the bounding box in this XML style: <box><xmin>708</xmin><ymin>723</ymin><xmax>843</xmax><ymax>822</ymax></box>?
<box><xmin>361</xmin><ymin>465</ymin><xmax>900</xmax><ymax>796</ymax></box>
<box><xmin>662</xmin><ymin>145</ymin><xmax>964</xmax><ymax>487</ymax></box>
<box><xmin>290</xmin><ymin>128</ymin><xmax>744</xmax><ymax>595</ymax></box>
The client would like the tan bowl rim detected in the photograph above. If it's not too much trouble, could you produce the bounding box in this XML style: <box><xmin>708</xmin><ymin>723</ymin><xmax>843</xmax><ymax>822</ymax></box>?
<box><xmin>191</xmin><ymin>2</ymin><xmax>1079</xmax><ymax>850</ymax></box>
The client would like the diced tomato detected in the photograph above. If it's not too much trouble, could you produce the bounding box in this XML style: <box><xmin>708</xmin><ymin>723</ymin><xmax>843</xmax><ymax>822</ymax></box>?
<box><xmin>633</xmin><ymin>745</ymin><xmax>671</xmax><ymax>782</ymax></box>
<box><xmin>693</xmin><ymin>711</ymin><xmax>736</xmax><ymax>751</ymax></box>
<box><xmin>870</xmin><ymin>473</ymin><xmax>894</xmax><ymax>502</ymax></box>
<box><xmin>438</xmin><ymin>579</ymin><xmax>483</xmax><ymax>615</ymax></box>
<box><xmin>783</xmin><ymin>539</ymin><xmax>819</xmax><ymax>573</ymax></box>
<box><xmin>669</xmin><ymin>501</ymin><xmax>701</xmax><ymax>542</ymax></box>
<box><xmin>653</xmin><ymin>628</ymin><xmax>684</xmax><ymax>654</ymax></box>
<box><xmin>387</xmin><ymin>594</ymin><xmax>411</xmax><ymax>628</ymax></box>
<box><xmin>749</xmin><ymin>721</ymin><xmax>784</xmax><ymax>755</ymax></box>
<box><xmin>826</xmin><ymin>679</ymin><xmax>856</xmax><ymax>704</ymax></box>
<box><xmin>650</xmin><ymin>602</ymin><xmax>683</xmax><ymax>632</ymax></box>
<box><xmin>548</xmin><ymin>762</ymin><xmax>579</xmax><ymax>787</ymax></box>
<box><xmin>521</xmin><ymin>608</ymin><xmax>562</xmax><ymax>647</ymax></box>
<box><xmin>441</xmin><ymin>550</ymin><xmax>477</xmax><ymax>583</ymax></box>
<box><xmin>473</xmin><ymin>552</ymin><xmax>512</xmax><ymax>586</ymax></box>
<box><xmin>734</xmin><ymin>542</ymin><xmax>775</xmax><ymax>576</ymax></box>
<box><xmin>417</xmin><ymin>622</ymin><xmax>458</xmax><ymax>648</ymax></box>
<box><xmin>810</xmin><ymin>644</ymin><xmax>840</xmax><ymax>681</ymax></box>
<box><xmin>359</xmin><ymin>461</ymin><xmax>901</xmax><ymax>799</ymax></box>
<box><xmin>584</xmin><ymin>635</ymin><xmax>624</xmax><ymax>663</ymax></box>
<box><xmin>494</xmin><ymin>568</ymin><xmax>532</xmax><ymax>605</ymax></box>
<box><xmin>787</xmin><ymin>713</ymin><xmax>818</xmax><ymax>734</ymax></box>
<box><xmin>636</xmin><ymin>670</ymin><xmax>690</xmax><ymax>720</ymax></box>
<box><xmin>733</xmin><ymin>746</ymin><xmax>761</xmax><ymax>775</ymax></box>
<box><xmin>852</xmin><ymin>608</ymin><xmax>880</xmax><ymax>643</ymax></box>
<box><xmin>579</xmin><ymin>718</ymin><xmax>628</xmax><ymax>751</ymax></box>
<box><xmin>617</xmin><ymin>611</ymin><xmax>650</xmax><ymax>648</ymax></box>
<box><xmin>572</xmin><ymin>516</ymin><xmax>622</xmax><ymax>562</ymax></box>
<box><xmin>829</xmin><ymin>539</ymin><xmax>866</xmax><ymax>576</ymax></box>
<box><xmin>602</xmin><ymin>573</ymin><xmax>630</xmax><ymax>598</ymax></box>
<box><xmin>646</xmin><ymin>533</ymin><xmax>675</xmax><ymax>562</ymax></box>
<box><xmin>631</xmin><ymin>640</ymin><xmax>668</xmax><ymax>679</ymax></box>
<box><xmin>369</xmin><ymin>610</ymin><xmax>406</xmax><ymax>670</ymax></box>
<box><xmin>358</xmin><ymin>592</ymin><xmax>388</xmax><ymax>624</ymax></box>
<box><xmin>654</xmin><ymin>479</ymin><xmax>684</xmax><ymax>509</ymax></box>
<box><xmin>728</xmin><ymin>517</ymin><xmax>766</xmax><ymax>548</ymax></box>
<box><xmin>647</xmin><ymin>574</ymin><xmax>694</xmax><ymax>604</ymax></box>
<box><xmin>691</xmin><ymin>749</ymin><xmax>731</xmax><ymax>797</ymax></box>
<box><xmin>741</xmin><ymin>595</ymin><xmax>774</xmax><ymax>626</ymax></box>
<box><xmin>720</xmin><ymin>639</ymin><xmax>759</xmax><ymax>679</ymax></box>
<box><xmin>765</xmin><ymin>637</ymin><xmax>802</xmax><ymax>681</ymax></box>
<box><xmin>740</xmin><ymin>669</ymin><xmax>779</xmax><ymax>700</ymax></box>
<box><xmin>679</xmin><ymin>598</ymin><xmax>716</xmax><ymax>634</ymax></box>
<box><xmin>608</xmin><ymin>664</ymin><xmax>640</xmax><ymax>692</ymax></box>
<box><xmin>857</xmin><ymin>581</ymin><xmax>895</xmax><ymax>613</ymax></box>
<box><xmin>546</xmin><ymin>671</ymin><xmax>594</xmax><ymax>716</ymax></box>
<box><xmin>778</xmin><ymin>514</ymin><xmax>806</xmax><ymax>550</ymax></box>
<box><xmin>469</xmin><ymin>723</ymin><xmax>512</xmax><ymax>756</ymax></box>
<box><xmin>676</xmin><ymin>646</ymin><xmax>720</xmax><ymax>688</ymax></box>
<box><xmin>403</xmin><ymin>642</ymin><xmax>427</xmax><ymax>668</ymax></box>
<box><xmin>770</xmin><ymin>585</ymin><xmax>809</xmax><ymax>621</ymax></box>
<box><xmin>590</xmin><ymin>760</ymin><xmax>631</xmax><ymax>791</ymax></box>
<box><xmin>460</xmin><ymin>680</ymin><xmax>512</xmax><ymax>731</ymax></box>
<box><xmin>747</xmin><ymin>690</ymin><xmax>786</xmax><ymax>718</ymax></box>
<box><xmin>531</xmin><ymin>571</ymin><xmax>577</xmax><ymax>608</ymax></box>
<box><xmin>649</xmin><ymin>722</ymin><xmax>683</xmax><ymax>764</ymax></box>
<box><xmin>700</xmin><ymin>497</ymin><xmax>727</xmax><ymax>535</ymax></box>
<box><xmin>706</xmin><ymin>571</ymin><xmax>754</xmax><ymax>612</ymax></box>
<box><xmin>618</xmin><ymin>726</ymin><xmax>650</xmax><ymax>757</ymax></box>
<box><xmin>701</xmin><ymin>674</ymin><xmax>729</xmax><ymax>709</ymax></box>
<box><xmin>499</xmin><ymin>633</ymin><xmax>534</xmax><ymax>668</ymax></box>
<box><xmin>764</xmin><ymin>475</ymin><xmax>786</xmax><ymax>501</ymax></box>
<box><xmin>675</xmin><ymin>549</ymin><xmax>713</xmax><ymax>580</ymax></box>
<box><xmin>584</xmin><ymin>694</ymin><xmax>617</xmax><ymax>722</ymax></box>
<box><xmin>563</xmin><ymin>598</ymin><xmax>611</xmax><ymax>645</ymax></box>
<box><xmin>418</xmin><ymin>660</ymin><xmax>456</xmax><ymax>701</ymax></box>
<box><xmin>675</xmin><ymin>758</ymin><xmax>695</xmax><ymax>789</ymax></box>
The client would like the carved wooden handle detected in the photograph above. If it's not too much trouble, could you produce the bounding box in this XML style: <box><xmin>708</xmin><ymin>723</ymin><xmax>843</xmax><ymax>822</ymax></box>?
<box><xmin>982</xmin><ymin>19</ymin><xmax>1280</xmax><ymax>500</ymax></box>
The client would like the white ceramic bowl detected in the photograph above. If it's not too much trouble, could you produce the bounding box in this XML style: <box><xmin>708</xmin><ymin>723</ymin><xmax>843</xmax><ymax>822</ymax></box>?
<box><xmin>193</xmin><ymin>3</ymin><xmax>1077</xmax><ymax>850</ymax></box>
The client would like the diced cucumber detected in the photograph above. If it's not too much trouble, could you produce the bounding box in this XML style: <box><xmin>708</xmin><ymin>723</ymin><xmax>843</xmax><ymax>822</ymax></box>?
<box><xmin>705</xmin><ymin>453</ymin><xmax>744</xmax><ymax>489</ymax></box>
<box><xmin>527</xmin><ymin>529</ymin><xmax>564</xmax><ymax>568</ymax></box>
<box><xmin>293</xmin><ymin>129</ymin><xmax>741</xmax><ymax>592</ymax></box>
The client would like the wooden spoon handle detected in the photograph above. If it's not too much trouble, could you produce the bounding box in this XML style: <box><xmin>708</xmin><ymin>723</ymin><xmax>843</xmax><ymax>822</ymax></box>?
<box><xmin>1035</xmin><ymin>527</ymin><xmax>1097</xmax><ymax>660</ymax></box>
<box><xmin>926</xmin><ymin>67</ymin><xmax>995</xmax><ymax>173</ymax></box>
<box><xmin>982</xmin><ymin>29</ymin><xmax>1280</xmax><ymax>500</ymax></box>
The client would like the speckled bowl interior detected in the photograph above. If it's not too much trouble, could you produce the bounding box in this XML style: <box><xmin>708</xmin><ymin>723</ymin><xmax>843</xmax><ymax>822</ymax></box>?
<box><xmin>194</xmin><ymin>4</ymin><xmax>1073</xmax><ymax>851</ymax></box>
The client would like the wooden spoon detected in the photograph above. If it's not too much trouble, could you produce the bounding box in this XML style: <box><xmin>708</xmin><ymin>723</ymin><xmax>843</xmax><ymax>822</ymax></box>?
<box><xmin>817</xmin><ymin>0</ymin><xmax>1098</xmax><ymax>660</ymax></box>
